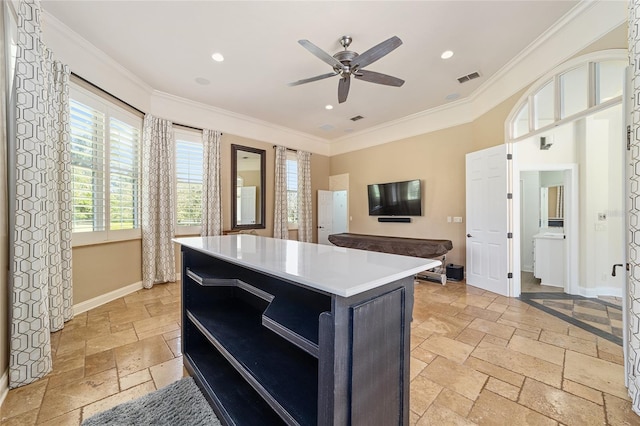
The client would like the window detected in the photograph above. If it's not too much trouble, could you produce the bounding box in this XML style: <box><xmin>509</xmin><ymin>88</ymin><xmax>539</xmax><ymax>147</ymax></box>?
<box><xmin>110</xmin><ymin>118</ymin><xmax>140</xmax><ymax>230</ymax></box>
<box><xmin>70</xmin><ymin>99</ymin><xmax>106</xmax><ymax>232</ymax></box>
<box><xmin>560</xmin><ymin>65</ymin><xmax>588</xmax><ymax>119</ymax></box>
<box><xmin>69</xmin><ymin>87</ymin><xmax>142</xmax><ymax>245</ymax></box>
<box><xmin>175</xmin><ymin>131</ymin><xmax>203</xmax><ymax>234</ymax></box>
<box><xmin>286</xmin><ymin>151</ymin><xmax>298</xmax><ymax>227</ymax></box>
<box><xmin>596</xmin><ymin>60</ymin><xmax>626</xmax><ymax>104</ymax></box>
<box><xmin>512</xmin><ymin>103</ymin><xmax>530</xmax><ymax>139</ymax></box>
<box><xmin>533</xmin><ymin>80</ymin><xmax>554</xmax><ymax>130</ymax></box>
<box><xmin>509</xmin><ymin>56</ymin><xmax>625</xmax><ymax>140</ymax></box>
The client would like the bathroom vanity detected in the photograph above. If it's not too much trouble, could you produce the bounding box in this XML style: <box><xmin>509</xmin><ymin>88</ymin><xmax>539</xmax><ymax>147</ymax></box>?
<box><xmin>533</xmin><ymin>232</ymin><xmax>565</xmax><ymax>288</ymax></box>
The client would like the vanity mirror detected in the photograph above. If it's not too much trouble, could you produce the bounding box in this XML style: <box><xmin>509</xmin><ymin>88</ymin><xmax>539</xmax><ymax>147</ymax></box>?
<box><xmin>540</xmin><ymin>185</ymin><xmax>564</xmax><ymax>227</ymax></box>
<box><xmin>231</xmin><ymin>144</ymin><xmax>266</xmax><ymax>230</ymax></box>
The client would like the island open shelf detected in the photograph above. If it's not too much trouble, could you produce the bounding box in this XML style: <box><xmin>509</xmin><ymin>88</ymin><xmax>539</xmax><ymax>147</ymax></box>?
<box><xmin>175</xmin><ymin>235</ymin><xmax>439</xmax><ymax>426</ymax></box>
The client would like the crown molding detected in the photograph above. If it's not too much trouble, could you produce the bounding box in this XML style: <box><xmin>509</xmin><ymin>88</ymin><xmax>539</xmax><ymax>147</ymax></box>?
<box><xmin>42</xmin><ymin>10</ymin><xmax>331</xmax><ymax>156</ymax></box>
<box><xmin>42</xmin><ymin>10</ymin><xmax>154</xmax><ymax>99</ymax></box>
<box><xmin>41</xmin><ymin>1</ymin><xmax>626</xmax><ymax>158</ymax></box>
<box><xmin>150</xmin><ymin>91</ymin><xmax>331</xmax><ymax>156</ymax></box>
<box><xmin>329</xmin><ymin>0</ymin><xmax>627</xmax><ymax>156</ymax></box>
<box><xmin>329</xmin><ymin>98</ymin><xmax>474</xmax><ymax>156</ymax></box>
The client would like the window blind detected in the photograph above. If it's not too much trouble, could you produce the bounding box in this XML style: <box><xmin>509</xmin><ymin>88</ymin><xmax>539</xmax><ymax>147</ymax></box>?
<box><xmin>286</xmin><ymin>153</ymin><xmax>298</xmax><ymax>224</ymax></box>
<box><xmin>70</xmin><ymin>99</ymin><xmax>106</xmax><ymax>232</ymax></box>
<box><xmin>176</xmin><ymin>139</ymin><xmax>203</xmax><ymax>226</ymax></box>
<box><xmin>109</xmin><ymin>117</ymin><xmax>140</xmax><ymax>230</ymax></box>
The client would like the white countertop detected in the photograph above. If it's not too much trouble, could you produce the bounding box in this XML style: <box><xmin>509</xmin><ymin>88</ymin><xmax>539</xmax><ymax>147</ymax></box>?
<box><xmin>533</xmin><ymin>232</ymin><xmax>565</xmax><ymax>240</ymax></box>
<box><xmin>173</xmin><ymin>235</ymin><xmax>440</xmax><ymax>297</ymax></box>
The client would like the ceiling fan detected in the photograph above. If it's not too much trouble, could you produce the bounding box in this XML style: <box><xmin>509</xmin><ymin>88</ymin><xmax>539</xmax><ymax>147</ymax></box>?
<box><xmin>289</xmin><ymin>35</ymin><xmax>405</xmax><ymax>104</ymax></box>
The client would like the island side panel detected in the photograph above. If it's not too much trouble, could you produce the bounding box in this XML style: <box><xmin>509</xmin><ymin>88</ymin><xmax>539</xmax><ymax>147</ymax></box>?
<box><xmin>324</xmin><ymin>276</ymin><xmax>413</xmax><ymax>426</ymax></box>
<box><xmin>351</xmin><ymin>287</ymin><xmax>405</xmax><ymax>425</ymax></box>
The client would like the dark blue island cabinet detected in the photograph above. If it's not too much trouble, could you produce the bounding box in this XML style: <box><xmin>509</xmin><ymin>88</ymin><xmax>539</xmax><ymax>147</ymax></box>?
<box><xmin>175</xmin><ymin>236</ymin><xmax>439</xmax><ymax>426</ymax></box>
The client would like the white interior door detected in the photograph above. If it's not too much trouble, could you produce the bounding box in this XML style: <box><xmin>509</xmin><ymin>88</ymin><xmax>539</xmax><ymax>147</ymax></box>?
<box><xmin>332</xmin><ymin>190</ymin><xmax>348</xmax><ymax>234</ymax></box>
<box><xmin>466</xmin><ymin>145</ymin><xmax>509</xmax><ymax>296</ymax></box>
<box><xmin>318</xmin><ymin>190</ymin><xmax>333</xmax><ymax>245</ymax></box>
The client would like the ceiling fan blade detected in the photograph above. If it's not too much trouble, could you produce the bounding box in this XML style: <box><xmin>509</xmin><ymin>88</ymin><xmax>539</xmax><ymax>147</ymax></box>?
<box><xmin>298</xmin><ymin>40</ymin><xmax>343</xmax><ymax>69</ymax></box>
<box><xmin>351</xmin><ymin>36</ymin><xmax>403</xmax><ymax>70</ymax></box>
<box><xmin>288</xmin><ymin>72</ymin><xmax>339</xmax><ymax>86</ymax></box>
<box><xmin>354</xmin><ymin>69</ymin><xmax>404</xmax><ymax>87</ymax></box>
<box><xmin>338</xmin><ymin>77</ymin><xmax>350</xmax><ymax>103</ymax></box>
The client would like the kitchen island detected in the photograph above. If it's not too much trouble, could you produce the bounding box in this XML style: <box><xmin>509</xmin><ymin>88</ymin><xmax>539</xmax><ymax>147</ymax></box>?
<box><xmin>174</xmin><ymin>235</ymin><xmax>439</xmax><ymax>426</ymax></box>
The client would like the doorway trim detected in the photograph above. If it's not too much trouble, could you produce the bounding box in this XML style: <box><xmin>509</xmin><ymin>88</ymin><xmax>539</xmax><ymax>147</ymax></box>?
<box><xmin>510</xmin><ymin>153</ymin><xmax>578</xmax><ymax>297</ymax></box>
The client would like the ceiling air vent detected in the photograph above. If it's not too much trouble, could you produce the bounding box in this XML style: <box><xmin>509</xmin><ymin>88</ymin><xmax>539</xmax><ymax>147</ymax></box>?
<box><xmin>350</xmin><ymin>115</ymin><xmax>364</xmax><ymax>122</ymax></box>
<box><xmin>457</xmin><ymin>71</ymin><xmax>481</xmax><ymax>84</ymax></box>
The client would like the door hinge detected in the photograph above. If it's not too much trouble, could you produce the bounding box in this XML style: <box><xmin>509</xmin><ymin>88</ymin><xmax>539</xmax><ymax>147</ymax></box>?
<box><xmin>507</xmin><ymin>272</ymin><xmax>513</xmax><ymax>279</ymax></box>
<box><xmin>507</xmin><ymin>193</ymin><xmax>513</xmax><ymax>199</ymax></box>
<box><xmin>627</xmin><ymin>125</ymin><xmax>631</xmax><ymax>151</ymax></box>
<box><xmin>507</xmin><ymin>153</ymin><xmax>513</xmax><ymax>160</ymax></box>
<box><xmin>507</xmin><ymin>232</ymin><xmax>513</xmax><ymax>239</ymax></box>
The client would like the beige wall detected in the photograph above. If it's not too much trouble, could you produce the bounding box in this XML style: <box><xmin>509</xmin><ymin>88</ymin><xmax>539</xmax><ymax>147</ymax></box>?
<box><xmin>330</xmin><ymin>125</ymin><xmax>472</xmax><ymax>267</ymax></box>
<box><xmin>72</xmin><ymin>240</ymin><xmax>143</xmax><ymax>304</ymax></box>
<box><xmin>330</xmin><ymin>93</ymin><xmax>524</xmax><ymax>268</ymax></box>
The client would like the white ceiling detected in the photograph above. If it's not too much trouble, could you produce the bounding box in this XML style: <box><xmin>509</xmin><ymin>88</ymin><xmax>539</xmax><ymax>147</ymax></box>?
<box><xmin>41</xmin><ymin>1</ymin><xmax>581</xmax><ymax>140</ymax></box>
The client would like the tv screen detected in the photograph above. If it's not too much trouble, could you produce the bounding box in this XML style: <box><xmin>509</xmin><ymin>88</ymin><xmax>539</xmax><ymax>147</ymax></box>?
<box><xmin>367</xmin><ymin>179</ymin><xmax>422</xmax><ymax>216</ymax></box>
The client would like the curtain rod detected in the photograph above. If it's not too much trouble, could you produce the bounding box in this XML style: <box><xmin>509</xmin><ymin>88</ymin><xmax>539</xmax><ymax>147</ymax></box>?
<box><xmin>272</xmin><ymin>145</ymin><xmax>311</xmax><ymax>154</ymax></box>
<box><xmin>71</xmin><ymin>71</ymin><xmax>209</xmax><ymax>133</ymax></box>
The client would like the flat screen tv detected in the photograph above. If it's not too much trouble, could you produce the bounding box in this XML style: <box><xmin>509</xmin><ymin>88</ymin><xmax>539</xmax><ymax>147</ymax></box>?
<box><xmin>367</xmin><ymin>179</ymin><xmax>422</xmax><ymax>216</ymax></box>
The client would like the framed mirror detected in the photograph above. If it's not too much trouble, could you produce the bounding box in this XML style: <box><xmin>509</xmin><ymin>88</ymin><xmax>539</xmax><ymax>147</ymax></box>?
<box><xmin>541</xmin><ymin>185</ymin><xmax>564</xmax><ymax>228</ymax></box>
<box><xmin>231</xmin><ymin>144</ymin><xmax>266</xmax><ymax>230</ymax></box>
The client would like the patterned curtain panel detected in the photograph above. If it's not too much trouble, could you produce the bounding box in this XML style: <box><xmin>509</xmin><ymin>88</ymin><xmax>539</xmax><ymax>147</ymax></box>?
<box><xmin>273</xmin><ymin>145</ymin><xmax>289</xmax><ymax>239</ymax></box>
<box><xmin>297</xmin><ymin>150</ymin><xmax>312</xmax><ymax>242</ymax></box>
<box><xmin>201</xmin><ymin>129</ymin><xmax>222</xmax><ymax>236</ymax></box>
<box><xmin>141</xmin><ymin>115</ymin><xmax>176</xmax><ymax>288</ymax></box>
<box><xmin>629</xmin><ymin>0</ymin><xmax>640</xmax><ymax>414</ymax></box>
<box><xmin>10</xmin><ymin>0</ymin><xmax>73</xmax><ymax>389</ymax></box>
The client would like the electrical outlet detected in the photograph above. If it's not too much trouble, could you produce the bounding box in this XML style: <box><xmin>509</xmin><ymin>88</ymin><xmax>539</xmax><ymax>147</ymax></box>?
<box><xmin>453</xmin><ymin>217</ymin><xmax>463</xmax><ymax>223</ymax></box>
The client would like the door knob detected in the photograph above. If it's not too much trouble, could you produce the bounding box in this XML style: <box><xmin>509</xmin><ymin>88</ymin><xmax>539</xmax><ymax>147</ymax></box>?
<box><xmin>467</xmin><ymin>234</ymin><xmax>472</xmax><ymax>238</ymax></box>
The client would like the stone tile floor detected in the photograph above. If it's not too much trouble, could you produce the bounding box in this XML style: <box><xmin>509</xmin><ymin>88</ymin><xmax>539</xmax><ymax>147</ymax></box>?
<box><xmin>0</xmin><ymin>279</ymin><xmax>638</xmax><ymax>425</ymax></box>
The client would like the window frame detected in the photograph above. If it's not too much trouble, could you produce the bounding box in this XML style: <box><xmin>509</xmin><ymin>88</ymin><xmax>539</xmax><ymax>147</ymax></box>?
<box><xmin>70</xmin><ymin>85</ymin><xmax>143</xmax><ymax>247</ymax></box>
<box><xmin>174</xmin><ymin>129</ymin><xmax>203</xmax><ymax>236</ymax></box>
<box><xmin>507</xmin><ymin>51</ymin><xmax>626</xmax><ymax>142</ymax></box>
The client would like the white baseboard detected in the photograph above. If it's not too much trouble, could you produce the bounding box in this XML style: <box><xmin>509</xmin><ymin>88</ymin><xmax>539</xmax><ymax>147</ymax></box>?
<box><xmin>73</xmin><ymin>274</ymin><xmax>181</xmax><ymax>316</ymax></box>
<box><xmin>0</xmin><ymin>368</ymin><xmax>8</xmax><ymax>408</ymax></box>
<box><xmin>73</xmin><ymin>281</ymin><xmax>143</xmax><ymax>315</ymax></box>
<box><xmin>574</xmin><ymin>286</ymin><xmax>623</xmax><ymax>299</ymax></box>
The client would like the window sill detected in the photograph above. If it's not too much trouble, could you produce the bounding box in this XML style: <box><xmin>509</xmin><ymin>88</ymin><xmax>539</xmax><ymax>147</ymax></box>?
<box><xmin>72</xmin><ymin>235</ymin><xmax>141</xmax><ymax>248</ymax></box>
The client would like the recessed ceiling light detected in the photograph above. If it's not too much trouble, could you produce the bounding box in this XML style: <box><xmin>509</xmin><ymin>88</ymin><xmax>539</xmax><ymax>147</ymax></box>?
<box><xmin>195</xmin><ymin>77</ymin><xmax>210</xmax><ymax>85</ymax></box>
<box><xmin>445</xmin><ymin>93</ymin><xmax>460</xmax><ymax>101</ymax></box>
<box><xmin>441</xmin><ymin>50</ymin><xmax>454</xmax><ymax>59</ymax></box>
<box><xmin>211</xmin><ymin>52</ymin><xmax>224</xmax><ymax>62</ymax></box>
<box><xmin>325</xmin><ymin>105</ymin><xmax>333</xmax><ymax>110</ymax></box>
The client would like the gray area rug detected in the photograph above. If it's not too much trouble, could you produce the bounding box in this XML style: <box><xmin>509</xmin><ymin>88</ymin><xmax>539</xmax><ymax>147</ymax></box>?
<box><xmin>82</xmin><ymin>377</ymin><xmax>222</xmax><ymax>426</ymax></box>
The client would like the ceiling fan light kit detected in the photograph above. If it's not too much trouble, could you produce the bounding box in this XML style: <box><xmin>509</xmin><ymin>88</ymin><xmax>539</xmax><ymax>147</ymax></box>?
<box><xmin>289</xmin><ymin>35</ymin><xmax>405</xmax><ymax>103</ymax></box>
